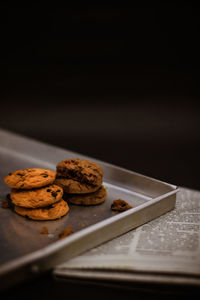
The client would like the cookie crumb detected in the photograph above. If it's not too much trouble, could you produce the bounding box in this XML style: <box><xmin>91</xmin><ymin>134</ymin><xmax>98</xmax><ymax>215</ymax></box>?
<box><xmin>1</xmin><ymin>195</ymin><xmax>12</xmax><ymax>209</ymax></box>
<box><xmin>111</xmin><ymin>199</ymin><xmax>132</xmax><ymax>212</ymax></box>
<box><xmin>40</xmin><ymin>226</ymin><xmax>49</xmax><ymax>234</ymax></box>
<box><xmin>1</xmin><ymin>199</ymin><xmax>11</xmax><ymax>209</ymax></box>
<box><xmin>58</xmin><ymin>226</ymin><xmax>73</xmax><ymax>240</ymax></box>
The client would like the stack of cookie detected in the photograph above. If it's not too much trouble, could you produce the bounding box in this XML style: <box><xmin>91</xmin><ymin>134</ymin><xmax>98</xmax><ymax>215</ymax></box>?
<box><xmin>55</xmin><ymin>159</ymin><xmax>107</xmax><ymax>205</ymax></box>
<box><xmin>4</xmin><ymin>168</ymin><xmax>69</xmax><ymax>220</ymax></box>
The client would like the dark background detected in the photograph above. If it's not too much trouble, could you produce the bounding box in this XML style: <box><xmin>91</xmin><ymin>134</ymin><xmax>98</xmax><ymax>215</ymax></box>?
<box><xmin>0</xmin><ymin>5</ymin><xmax>200</xmax><ymax>299</ymax></box>
<box><xmin>0</xmin><ymin>5</ymin><xmax>200</xmax><ymax>189</ymax></box>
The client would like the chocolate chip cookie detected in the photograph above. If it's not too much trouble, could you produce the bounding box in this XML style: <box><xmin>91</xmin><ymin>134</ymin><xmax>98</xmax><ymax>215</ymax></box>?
<box><xmin>54</xmin><ymin>178</ymin><xmax>100</xmax><ymax>194</ymax></box>
<box><xmin>56</xmin><ymin>159</ymin><xmax>103</xmax><ymax>193</ymax></box>
<box><xmin>4</xmin><ymin>168</ymin><xmax>56</xmax><ymax>189</ymax></box>
<box><xmin>10</xmin><ymin>184</ymin><xmax>63</xmax><ymax>208</ymax></box>
<box><xmin>67</xmin><ymin>186</ymin><xmax>107</xmax><ymax>205</ymax></box>
<box><xmin>14</xmin><ymin>199</ymin><xmax>69</xmax><ymax>220</ymax></box>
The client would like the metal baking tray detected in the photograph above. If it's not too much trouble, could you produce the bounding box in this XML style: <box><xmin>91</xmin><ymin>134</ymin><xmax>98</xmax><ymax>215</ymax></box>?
<box><xmin>0</xmin><ymin>129</ymin><xmax>178</xmax><ymax>289</ymax></box>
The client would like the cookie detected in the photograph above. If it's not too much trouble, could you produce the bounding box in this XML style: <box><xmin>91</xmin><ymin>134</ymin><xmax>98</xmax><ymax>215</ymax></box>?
<box><xmin>54</xmin><ymin>178</ymin><xmax>100</xmax><ymax>194</ymax></box>
<box><xmin>67</xmin><ymin>186</ymin><xmax>107</xmax><ymax>205</ymax></box>
<box><xmin>10</xmin><ymin>184</ymin><xmax>63</xmax><ymax>208</ymax></box>
<box><xmin>56</xmin><ymin>159</ymin><xmax>103</xmax><ymax>187</ymax></box>
<box><xmin>14</xmin><ymin>199</ymin><xmax>69</xmax><ymax>220</ymax></box>
<box><xmin>4</xmin><ymin>168</ymin><xmax>56</xmax><ymax>189</ymax></box>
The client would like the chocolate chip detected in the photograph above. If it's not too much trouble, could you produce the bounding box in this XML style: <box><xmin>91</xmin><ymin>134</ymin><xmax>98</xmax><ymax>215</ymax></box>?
<box><xmin>40</xmin><ymin>173</ymin><xmax>48</xmax><ymax>178</ymax></box>
<box><xmin>47</xmin><ymin>189</ymin><xmax>51</xmax><ymax>192</ymax></box>
<box><xmin>51</xmin><ymin>191</ymin><xmax>57</xmax><ymax>198</ymax></box>
<box><xmin>68</xmin><ymin>170</ymin><xmax>76</xmax><ymax>177</ymax></box>
<box><xmin>16</xmin><ymin>173</ymin><xmax>24</xmax><ymax>177</ymax></box>
<box><xmin>56</xmin><ymin>190</ymin><xmax>61</xmax><ymax>193</ymax></box>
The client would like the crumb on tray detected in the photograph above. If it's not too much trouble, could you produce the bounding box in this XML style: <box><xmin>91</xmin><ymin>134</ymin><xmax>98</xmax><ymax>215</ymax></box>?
<box><xmin>40</xmin><ymin>226</ymin><xmax>49</xmax><ymax>234</ymax></box>
<box><xmin>58</xmin><ymin>226</ymin><xmax>73</xmax><ymax>240</ymax></box>
<box><xmin>1</xmin><ymin>199</ymin><xmax>10</xmax><ymax>209</ymax></box>
<box><xmin>111</xmin><ymin>199</ymin><xmax>132</xmax><ymax>212</ymax></box>
<box><xmin>1</xmin><ymin>195</ymin><xmax>12</xmax><ymax>209</ymax></box>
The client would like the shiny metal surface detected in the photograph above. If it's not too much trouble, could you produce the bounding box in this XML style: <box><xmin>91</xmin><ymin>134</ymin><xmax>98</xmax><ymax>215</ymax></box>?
<box><xmin>0</xmin><ymin>129</ymin><xmax>178</xmax><ymax>289</ymax></box>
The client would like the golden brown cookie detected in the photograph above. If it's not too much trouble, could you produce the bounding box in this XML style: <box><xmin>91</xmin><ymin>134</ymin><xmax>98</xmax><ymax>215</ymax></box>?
<box><xmin>56</xmin><ymin>159</ymin><xmax>103</xmax><ymax>187</ymax></box>
<box><xmin>10</xmin><ymin>184</ymin><xmax>63</xmax><ymax>208</ymax></box>
<box><xmin>14</xmin><ymin>199</ymin><xmax>69</xmax><ymax>220</ymax></box>
<box><xmin>54</xmin><ymin>178</ymin><xmax>100</xmax><ymax>194</ymax></box>
<box><xmin>67</xmin><ymin>186</ymin><xmax>107</xmax><ymax>205</ymax></box>
<box><xmin>4</xmin><ymin>168</ymin><xmax>56</xmax><ymax>189</ymax></box>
